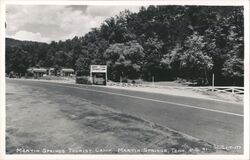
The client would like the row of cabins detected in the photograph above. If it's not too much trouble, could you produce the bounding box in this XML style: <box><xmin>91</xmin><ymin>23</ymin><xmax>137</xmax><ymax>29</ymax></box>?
<box><xmin>27</xmin><ymin>67</ymin><xmax>74</xmax><ymax>78</ymax></box>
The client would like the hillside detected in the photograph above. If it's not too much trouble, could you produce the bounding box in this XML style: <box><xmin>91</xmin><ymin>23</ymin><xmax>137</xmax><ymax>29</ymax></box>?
<box><xmin>5</xmin><ymin>5</ymin><xmax>244</xmax><ymax>86</ymax></box>
<box><xmin>6</xmin><ymin>38</ymin><xmax>47</xmax><ymax>48</ymax></box>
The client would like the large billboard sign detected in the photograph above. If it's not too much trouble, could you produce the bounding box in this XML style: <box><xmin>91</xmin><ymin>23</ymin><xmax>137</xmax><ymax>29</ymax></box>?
<box><xmin>90</xmin><ymin>65</ymin><xmax>107</xmax><ymax>73</ymax></box>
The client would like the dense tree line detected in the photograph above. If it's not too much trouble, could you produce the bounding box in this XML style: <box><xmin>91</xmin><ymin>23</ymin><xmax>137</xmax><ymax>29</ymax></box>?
<box><xmin>6</xmin><ymin>5</ymin><xmax>244</xmax><ymax>86</ymax></box>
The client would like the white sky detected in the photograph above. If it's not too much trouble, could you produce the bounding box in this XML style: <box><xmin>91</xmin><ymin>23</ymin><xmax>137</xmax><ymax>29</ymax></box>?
<box><xmin>6</xmin><ymin>5</ymin><xmax>141</xmax><ymax>43</ymax></box>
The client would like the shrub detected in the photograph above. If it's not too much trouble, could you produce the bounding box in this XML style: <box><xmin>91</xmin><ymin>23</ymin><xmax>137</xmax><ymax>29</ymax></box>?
<box><xmin>133</xmin><ymin>79</ymin><xmax>143</xmax><ymax>84</ymax></box>
<box><xmin>76</xmin><ymin>76</ymin><xmax>92</xmax><ymax>85</ymax></box>
<box><xmin>122</xmin><ymin>78</ymin><xmax>128</xmax><ymax>83</ymax></box>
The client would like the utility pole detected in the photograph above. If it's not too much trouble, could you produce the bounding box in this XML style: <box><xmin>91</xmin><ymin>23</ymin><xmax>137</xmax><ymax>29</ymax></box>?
<box><xmin>212</xmin><ymin>73</ymin><xmax>214</xmax><ymax>92</ymax></box>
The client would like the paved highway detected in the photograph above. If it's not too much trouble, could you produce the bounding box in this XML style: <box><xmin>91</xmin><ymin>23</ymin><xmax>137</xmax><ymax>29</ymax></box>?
<box><xmin>6</xmin><ymin>79</ymin><xmax>244</xmax><ymax>153</ymax></box>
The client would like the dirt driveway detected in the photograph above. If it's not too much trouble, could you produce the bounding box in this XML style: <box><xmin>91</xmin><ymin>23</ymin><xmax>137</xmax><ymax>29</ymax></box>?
<box><xmin>6</xmin><ymin>81</ymin><xmax>220</xmax><ymax>154</ymax></box>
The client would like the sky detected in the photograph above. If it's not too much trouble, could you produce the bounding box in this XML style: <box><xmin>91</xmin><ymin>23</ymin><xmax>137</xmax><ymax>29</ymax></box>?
<box><xmin>6</xmin><ymin>5</ymin><xmax>141</xmax><ymax>43</ymax></box>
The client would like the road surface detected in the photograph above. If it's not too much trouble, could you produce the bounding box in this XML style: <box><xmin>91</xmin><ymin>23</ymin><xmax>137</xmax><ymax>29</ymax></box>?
<box><xmin>6</xmin><ymin>79</ymin><xmax>244</xmax><ymax>153</ymax></box>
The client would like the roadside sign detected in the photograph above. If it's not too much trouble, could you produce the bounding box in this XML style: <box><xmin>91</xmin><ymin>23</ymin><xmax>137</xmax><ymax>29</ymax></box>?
<box><xmin>90</xmin><ymin>65</ymin><xmax>107</xmax><ymax>85</ymax></box>
<box><xmin>90</xmin><ymin>65</ymin><xmax>107</xmax><ymax>73</ymax></box>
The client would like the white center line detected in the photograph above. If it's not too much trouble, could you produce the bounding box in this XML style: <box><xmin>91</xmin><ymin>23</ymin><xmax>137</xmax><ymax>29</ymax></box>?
<box><xmin>45</xmin><ymin>83</ymin><xmax>243</xmax><ymax>117</ymax></box>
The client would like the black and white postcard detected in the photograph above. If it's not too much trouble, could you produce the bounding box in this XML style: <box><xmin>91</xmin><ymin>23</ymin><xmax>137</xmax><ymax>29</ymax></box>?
<box><xmin>0</xmin><ymin>0</ymin><xmax>249</xmax><ymax>160</ymax></box>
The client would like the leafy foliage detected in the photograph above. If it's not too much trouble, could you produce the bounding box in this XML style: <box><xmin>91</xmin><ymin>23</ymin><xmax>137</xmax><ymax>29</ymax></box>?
<box><xmin>104</xmin><ymin>40</ymin><xmax>144</xmax><ymax>81</ymax></box>
<box><xmin>6</xmin><ymin>6</ymin><xmax>244</xmax><ymax>86</ymax></box>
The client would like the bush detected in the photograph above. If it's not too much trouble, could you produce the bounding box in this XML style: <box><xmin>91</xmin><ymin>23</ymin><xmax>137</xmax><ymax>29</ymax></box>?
<box><xmin>124</xmin><ymin>79</ymin><xmax>143</xmax><ymax>84</ymax></box>
<box><xmin>132</xmin><ymin>79</ymin><xmax>143</xmax><ymax>84</ymax></box>
<box><xmin>76</xmin><ymin>76</ymin><xmax>92</xmax><ymax>85</ymax></box>
<box><xmin>122</xmin><ymin>78</ymin><xmax>128</xmax><ymax>83</ymax></box>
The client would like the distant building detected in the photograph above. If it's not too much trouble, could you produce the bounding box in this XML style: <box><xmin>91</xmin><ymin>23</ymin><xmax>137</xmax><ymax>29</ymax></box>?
<box><xmin>27</xmin><ymin>67</ymin><xmax>47</xmax><ymax>78</ymax></box>
<box><xmin>60</xmin><ymin>68</ymin><xmax>74</xmax><ymax>76</ymax></box>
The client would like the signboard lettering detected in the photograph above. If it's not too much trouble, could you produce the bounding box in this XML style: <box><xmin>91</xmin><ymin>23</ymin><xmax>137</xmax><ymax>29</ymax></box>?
<box><xmin>90</xmin><ymin>65</ymin><xmax>107</xmax><ymax>73</ymax></box>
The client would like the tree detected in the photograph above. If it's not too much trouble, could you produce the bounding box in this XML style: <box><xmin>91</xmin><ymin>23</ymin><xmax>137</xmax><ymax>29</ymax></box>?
<box><xmin>140</xmin><ymin>35</ymin><xmax>164</xmax><ymax>81</ymax></box>
<box><xmin>104</xmin><ymin>40</ymin><xmax>144</xmax><ymax>81</ymax></box>
<box><xmin>75</xmin><ymin>55</ymin><xmax>91</xmax><ymax>76</ymax></box>
<box><xmin>221</xmin><ymin>25</ymin><xmax>244</xmax><ymax>85</ymax></box>
<box><xmin>172</xmin><ymin>32</ymin><xmax>213</xmax><ymax>85</ymax></box>
<box><xmin>53</xmin><ymin>50</ymin><xmax>73</xmax><ymax>68</ymax></box>
<box><xmin>11</xmin><ymin>49</ymin><xmax>29</xmax><ymax>75</ymax></box>
<box><xmin>222</xmin><ymin>56</ymin><xmax>243</xmax><ymax>86</ymax></box>
<box><xmin>5</xmin><ymin>6</ymin><xmax>244</xmax><ymax>86</ymax></box>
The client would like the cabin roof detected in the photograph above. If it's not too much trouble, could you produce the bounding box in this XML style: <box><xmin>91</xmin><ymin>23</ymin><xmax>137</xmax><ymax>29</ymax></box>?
<box><xmin>32</xmin><ymin>68</ymin><xmax>47</xmax><ymax>72</ymax></box>
<box><xmin>61</xmin><ymin>68</ymin><xmax>74</xmax><ymax>72</ymax></box>
<box><xmin>27</xmin><ymin>68</ymin><xmax>47</xmax><ymax>72</ymax></box>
